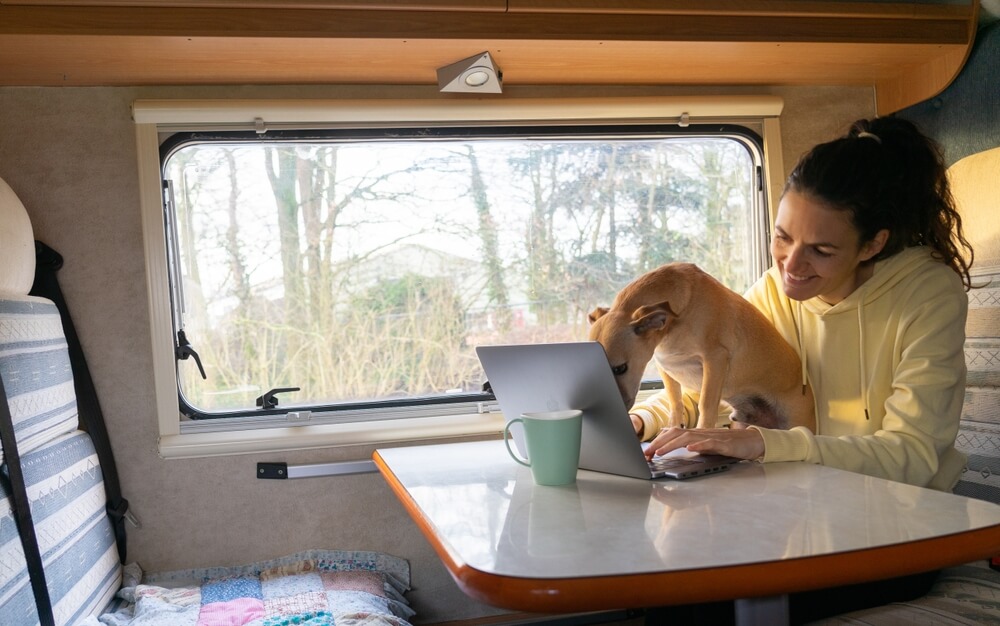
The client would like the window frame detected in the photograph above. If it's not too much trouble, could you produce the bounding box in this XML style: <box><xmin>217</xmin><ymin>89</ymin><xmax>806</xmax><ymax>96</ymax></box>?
<box><xmin>133</xmin><ymin>96</ymin><xmax>785</xmax><ymax>458</ymax></box>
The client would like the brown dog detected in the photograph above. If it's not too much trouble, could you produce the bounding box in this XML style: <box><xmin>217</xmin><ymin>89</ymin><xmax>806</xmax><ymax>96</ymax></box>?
<box><xmin>588</xmin><ymin>263</ymin><xmax>815</xmax><ymax>432</ymax></box>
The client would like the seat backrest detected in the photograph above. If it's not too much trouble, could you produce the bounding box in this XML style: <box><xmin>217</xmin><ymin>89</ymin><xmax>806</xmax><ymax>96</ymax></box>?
<box><xmin>949</xmin><ymin>146</ymin><xmax>1000</xmax><ymax>505</ymax></box>
<box><xmin>0</xmin><ymin>176</ymin><xmax>122</xmax><ymax>625</ymax></box>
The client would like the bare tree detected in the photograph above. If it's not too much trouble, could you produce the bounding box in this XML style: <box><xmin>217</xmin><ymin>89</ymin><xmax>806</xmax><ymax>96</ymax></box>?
<box><xmin>466</xmin><ymin>146</ymin><xmax>511</xmax><ymax>333</ymax></box>
<box><xmin>264</xmin><ymin>147</ymin><xmax>306</xmax><ymax>330</ymax></box>
<box><xmin>223</xmin><ymin>149</ymin><xmax>251</xmax><ymax>308</ymax></box>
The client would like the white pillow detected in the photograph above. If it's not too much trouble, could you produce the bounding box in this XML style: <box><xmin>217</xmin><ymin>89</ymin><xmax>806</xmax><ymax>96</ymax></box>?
<box><xmin>0</xmin><ymin>176</ymin><xmax>35</xmax><ymax>296</ymax></box>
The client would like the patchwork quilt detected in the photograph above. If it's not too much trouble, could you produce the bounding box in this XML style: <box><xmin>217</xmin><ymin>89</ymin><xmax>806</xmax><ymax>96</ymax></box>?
<box><xmin>82</xmin><ymin>550</ymin><xmax>414</xmax><ymax>626</ymax></box>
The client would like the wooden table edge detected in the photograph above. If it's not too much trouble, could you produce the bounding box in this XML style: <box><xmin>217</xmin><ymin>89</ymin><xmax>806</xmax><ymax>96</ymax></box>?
<box><xmin>373</xmin><ymin>449</ymin><xmax>1000</xmax><ymax>613</ymax></box>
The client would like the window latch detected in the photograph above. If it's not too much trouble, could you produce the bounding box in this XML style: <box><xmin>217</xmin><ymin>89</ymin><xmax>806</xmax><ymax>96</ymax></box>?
<box><xmin>175</xmin><ymin>329</ymin><xmax>207</xmax><ymax>379</ymax></box>
<box><xmin>256</xmin><ymin>387</ymin><xmax>301</xmax><ymax>409</ymax></box>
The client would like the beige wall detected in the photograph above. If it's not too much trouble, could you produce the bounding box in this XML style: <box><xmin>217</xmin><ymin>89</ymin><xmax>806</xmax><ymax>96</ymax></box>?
<box><xmin>0</xmin><ymin>83</ymin><xmax>873</xmax><ymax>623</ymax></box>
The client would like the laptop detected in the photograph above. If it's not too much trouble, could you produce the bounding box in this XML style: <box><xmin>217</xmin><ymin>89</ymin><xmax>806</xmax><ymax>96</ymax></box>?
<box><xmin>476</xmin><ymin>341</ymin><xmax>737</xmax><ymax>480</ymax></box>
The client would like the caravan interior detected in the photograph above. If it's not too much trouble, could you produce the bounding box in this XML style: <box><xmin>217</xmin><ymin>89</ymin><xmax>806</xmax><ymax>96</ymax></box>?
<box><xmin>2</xmin><ymin>1</ymin><xmax>1000</xmax><ymax>624</ymax></box>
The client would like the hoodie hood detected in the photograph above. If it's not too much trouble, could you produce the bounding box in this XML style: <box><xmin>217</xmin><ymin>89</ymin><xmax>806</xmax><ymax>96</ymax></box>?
<box><xmin>800</xmin><ymin>246</ymin><xmax>938</xmax><ymax>316</ymax></box>
<box><xmin>795</xmin><ymin>246</ymin><xmax>941</xmax><ymax>422</ymax></box>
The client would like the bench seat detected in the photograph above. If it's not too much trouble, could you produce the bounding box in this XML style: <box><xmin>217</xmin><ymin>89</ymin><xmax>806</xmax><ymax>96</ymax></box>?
<box><xmin>0</xmin><ymin>293</ymin><xmax>414</xmax><ymax>626</ymax></box>
<box><xmin>811</xmin><ymin>560</ymin><xmax>1000</xmax><ymax>625</ymax></box>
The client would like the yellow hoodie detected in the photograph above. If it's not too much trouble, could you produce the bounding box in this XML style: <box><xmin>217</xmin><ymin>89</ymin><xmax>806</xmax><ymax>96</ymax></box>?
<box><xmin>631</xmin><ymin>246</ymin><xmax>968</xmax><ymax>491</ymax></box>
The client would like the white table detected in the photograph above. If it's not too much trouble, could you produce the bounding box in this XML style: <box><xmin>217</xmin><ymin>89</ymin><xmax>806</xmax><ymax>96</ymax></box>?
<box><xmin>374</xmin><ymin>440</ymin><xmax>1000</xmax><ymax>623</ymax></box>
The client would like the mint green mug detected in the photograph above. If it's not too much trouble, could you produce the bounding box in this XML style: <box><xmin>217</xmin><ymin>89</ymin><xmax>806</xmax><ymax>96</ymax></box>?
<box><xmin>504</xmin><ymin>410</ymin><xmax>583</xmax><ymax>486</ymax></box>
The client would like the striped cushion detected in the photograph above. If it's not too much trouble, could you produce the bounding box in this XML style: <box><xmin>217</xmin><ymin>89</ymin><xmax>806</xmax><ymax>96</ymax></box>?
<box><xmin>807</xmin><ymin>560</ymin><xmax>1000</xmax><ymax>625</ymax></box>
<box><xmin>1</xmin><ymin>295</ymin><xmax>122</xmax><ymax>624</ymax></box>
<box><xmin>0</xmin><ymin>431</ymin><xmax>122</xmax><ymax>625</ymax></box>
<box><xmin>953</xmin><ymin>420</ymin><xmax>1000</xmax><ymax>503</ymax></box>
<box><xmin>0</xmin><ymin>296</ymin><xmax>79</xmax><ymax>461</ymax></box>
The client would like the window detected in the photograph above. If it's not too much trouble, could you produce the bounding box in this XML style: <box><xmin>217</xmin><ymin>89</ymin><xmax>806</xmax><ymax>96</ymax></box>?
<box><xmin>161</xmin><ymin>125</ymin><xmax>766</xmax><ymax>421</ymax></box>
<box><xmin>133</xmin><ymin>96</ymin><xmax>783</xmax><ymax>456</ymax></box>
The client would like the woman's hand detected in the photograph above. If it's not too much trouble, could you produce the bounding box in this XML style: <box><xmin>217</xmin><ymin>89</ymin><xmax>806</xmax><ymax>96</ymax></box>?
<box><xmin>645</xmin><ymin>427</ymin><xmax>765</xmax><ymax>461</ymax></box>
<box><xmin>629</xmin><ymin>413</ymin><xmax>644</xmax><ymax>438</ymax></box>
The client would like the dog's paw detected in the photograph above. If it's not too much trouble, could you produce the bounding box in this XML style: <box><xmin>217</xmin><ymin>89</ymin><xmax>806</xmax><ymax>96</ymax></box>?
<box><xmin>667</xmin><ymin>411</ymin><xmax>686</xmax><ymax>429</ymax></box>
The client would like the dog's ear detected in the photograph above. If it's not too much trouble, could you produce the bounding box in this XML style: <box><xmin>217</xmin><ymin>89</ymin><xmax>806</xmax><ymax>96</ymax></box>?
<box><xmin>588</xmin><ymin>307</ymin><xmax>610</xmax><ymax>325</ymax></box>
<box><xmin>630</xmin><ymin>301</ymin><xmax>676</xmax><ymax>335</ymax></box>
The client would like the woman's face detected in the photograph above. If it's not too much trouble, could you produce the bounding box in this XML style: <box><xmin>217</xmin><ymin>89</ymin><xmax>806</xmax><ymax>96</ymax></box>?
<box><xmin>771</xmin><ymin>190</ymin><xmax>886</xmax><ymax>304</ymax></box>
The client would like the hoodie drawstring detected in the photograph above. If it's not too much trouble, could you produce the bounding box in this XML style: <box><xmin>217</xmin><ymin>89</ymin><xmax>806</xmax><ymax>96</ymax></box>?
<box><xmin>858</xmin><ymin>303</ymin><xmax>870</xmax><ymax>420</ymax></box>
<box><xmin>796</xmin><ymin>300</ymin><xmax>807</xmax><ymax>395</ymax></box>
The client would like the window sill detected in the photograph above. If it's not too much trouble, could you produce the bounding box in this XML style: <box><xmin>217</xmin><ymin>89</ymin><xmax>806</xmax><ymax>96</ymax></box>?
<box><xmin>158</xmin><ymin>388</ymin><xmax>663</xmax><ymax>459</ymax></box>
<box><xmin>158</xmin><ymin>411</ymin><xmax>506</xmax><ymax>459</ymax></box>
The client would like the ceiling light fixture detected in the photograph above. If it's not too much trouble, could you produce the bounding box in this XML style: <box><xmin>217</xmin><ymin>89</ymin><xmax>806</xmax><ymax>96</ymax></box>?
<box><xmin>437</xmin><ymin>51</ymin><xmax>503</xmax><ymax>94</ymax></box>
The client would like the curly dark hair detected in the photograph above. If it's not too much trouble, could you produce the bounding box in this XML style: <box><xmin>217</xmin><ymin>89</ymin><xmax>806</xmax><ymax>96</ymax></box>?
<box><xmin>784</xmin><ymin>117</ymin><xmax>974</xmax><ymax>290</ymax></box>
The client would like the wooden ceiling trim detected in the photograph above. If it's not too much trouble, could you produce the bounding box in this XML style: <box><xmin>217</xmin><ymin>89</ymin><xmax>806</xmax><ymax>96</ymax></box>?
<box><xmin>0</xmin><ymin>5</ymin><xmax>973</xmax><ymax>44</ymax></box>
<box><xmin>0</xmin><ymin>1</ymin><xmax>978</xmax><ymax>115</ymax></box>
<box><xmin>508</xmin><ymin>0</ymin><xmax>974</xmax><ymax>20</ymax></box>
<box><xmin>0</xmin><ymin>35</ymin><xmax>968</xmax><ymax>88</ymax></box>
<box><xmin>0</xmin><ymin>0</ymin><xmax>505</xmax><ymax>8</ymax></box>
<box><xmin>1</xmin><ymin>0</ymin><xmax>972</xmax><ymax>21</ymax></box>
<box><xmin>874</xmin><ymin>43</ymin><xmax>973</xmax><ymax>115</ymax></box>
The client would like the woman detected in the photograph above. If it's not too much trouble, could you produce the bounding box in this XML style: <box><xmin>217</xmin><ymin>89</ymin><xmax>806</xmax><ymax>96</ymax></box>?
<box><xmin>636</xmin><ymin>117</ymin><xmax>975</xmax><ymax>624</ymax></box>
<box><xmin>635</xmin><ymin>116</ymin><xmax>974</xmax><ymax>492</ymax></box>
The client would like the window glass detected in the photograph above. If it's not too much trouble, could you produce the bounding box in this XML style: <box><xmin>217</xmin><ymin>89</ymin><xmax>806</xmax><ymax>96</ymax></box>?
<box><xmin>162</xmin><ymin>126</ymin><xmax>762</xmax><ymax>418</ymax></box>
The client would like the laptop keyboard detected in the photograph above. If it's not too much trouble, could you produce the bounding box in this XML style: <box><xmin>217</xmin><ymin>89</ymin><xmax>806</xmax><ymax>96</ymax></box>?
<box><xmin>649</xmin><ymin>457</ymin><xmax>702</xmax><ymax>470</ymax></box>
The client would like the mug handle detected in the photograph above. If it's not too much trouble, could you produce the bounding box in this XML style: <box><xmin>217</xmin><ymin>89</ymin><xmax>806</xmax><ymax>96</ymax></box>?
<box><xmin>504</xmin><ymin>418</ymin><xmax>531</xmax><ymax>467</ymax></box>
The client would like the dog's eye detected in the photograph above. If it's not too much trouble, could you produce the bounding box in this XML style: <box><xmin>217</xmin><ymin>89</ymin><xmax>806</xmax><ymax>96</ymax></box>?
<box><xmin>611</xmin><ymin>363</ymin><xmax>628</xmax><ymax>376</ymax></box>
